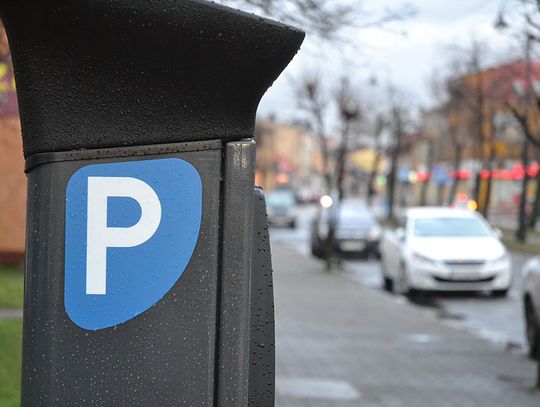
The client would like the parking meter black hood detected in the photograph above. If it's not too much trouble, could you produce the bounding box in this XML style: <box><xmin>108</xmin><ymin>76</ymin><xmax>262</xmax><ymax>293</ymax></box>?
<box><xmin>0</xmin><ymin>0</ymin><xmax>305</xmax><ymax>158</ymax></box>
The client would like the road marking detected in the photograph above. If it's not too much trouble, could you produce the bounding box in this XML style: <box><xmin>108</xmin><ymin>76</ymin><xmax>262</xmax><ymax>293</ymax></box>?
<box><xmin>402</xmin><ymin>333</ymin><xmax>441</xmax><ymax>344</ymax></box>
<box><xmin>276</xmin><ymin>377</ymin><xmax>360</xmax><ymax>400</ymax></box>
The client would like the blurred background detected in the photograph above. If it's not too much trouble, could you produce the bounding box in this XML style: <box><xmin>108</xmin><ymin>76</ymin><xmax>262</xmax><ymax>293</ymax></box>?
<box><xmin>2</xmin><ymin>1</ymin><xmax>540</xmax><ymax>406</ymax></box>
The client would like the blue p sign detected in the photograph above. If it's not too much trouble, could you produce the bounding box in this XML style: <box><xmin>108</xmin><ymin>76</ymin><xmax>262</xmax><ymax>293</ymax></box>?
<box><xmin>64</xmin><ymin>158</ymin><xmax>202</xmax><ymax>330</ymax></box>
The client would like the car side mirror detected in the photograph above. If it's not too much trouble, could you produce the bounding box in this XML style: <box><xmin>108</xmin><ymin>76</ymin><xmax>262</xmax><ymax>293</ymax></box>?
<box><xmin>494</xmin><ymin>227</ymin><xmax>504</xmax><ymax>239</ymax></box>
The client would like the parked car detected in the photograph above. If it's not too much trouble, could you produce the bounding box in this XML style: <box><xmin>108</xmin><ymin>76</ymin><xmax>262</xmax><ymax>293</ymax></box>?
<box><xmin>310</xmin><ymin>200</ymin><xmax>381</xmax><ymax>259</ymax></box>
<box><xmin>296</xmin><ymin>188</ymin><xmax>322</xmax><ymax>204</ymax></box>
<box><xmin>522</xmin><ymin>256</ymin><xmax>540</xmax><ymax>358</ymax></box>
<box><xmin>266</xmin><ymin>190</ymin><xmax>297</xmax><ymax>228</ymax></box>
<box><xmin>380</xmin><ymin>207</ymin><xmax>512</xmax><ymax>297</ymax></box>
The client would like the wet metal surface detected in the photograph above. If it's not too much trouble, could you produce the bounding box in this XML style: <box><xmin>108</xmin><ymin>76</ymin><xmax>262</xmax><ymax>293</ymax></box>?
<box><xmin>249</xmin><ymin>188</ymin><xmax>276</xmax><ymax>406</ymax></box>
<box><xmin>2</xmin><ymin>0</ymin><xmax>305</xmax><ymax>157</ymax></box>
<box><xmin>22</xmin><ymin>145</ymin><xmax>221</xmax><ymax>406</ymax></box>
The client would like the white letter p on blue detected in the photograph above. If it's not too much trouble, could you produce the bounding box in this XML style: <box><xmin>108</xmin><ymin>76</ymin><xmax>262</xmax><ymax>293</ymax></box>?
<box><xmin>86</xmin><ymin>177</ymin><xmax>162</xmax><ymax>295</ymax></box>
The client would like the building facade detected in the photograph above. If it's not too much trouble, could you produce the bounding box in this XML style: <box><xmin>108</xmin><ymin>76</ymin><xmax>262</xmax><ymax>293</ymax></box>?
<box><xmin>0</xmin><ymin>28</ymin><xmax>24</xmax><ymax>264</ymax></box>
<box><xmin>255</xmin><ymin>119</ymin><xmax>324</xmax><ymax>195</ymax></box>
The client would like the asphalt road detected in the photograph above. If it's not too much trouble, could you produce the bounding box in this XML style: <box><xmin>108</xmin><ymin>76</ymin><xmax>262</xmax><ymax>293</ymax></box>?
<box><xmin>269</xmin><ymin>204</ymin><xmax>536</xmax><ymax>351</ymax></box>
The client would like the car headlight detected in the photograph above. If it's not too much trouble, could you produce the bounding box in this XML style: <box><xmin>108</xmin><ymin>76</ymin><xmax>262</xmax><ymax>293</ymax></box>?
<box><xmin>368</xmin><ymin>225</ymin><xmax>382</xmax><ymax>241</ymax></box>
<box><xmin>487</xmin><ymin>254</ymin><xmax>509</xmax><ymax>268</ymax></box>
<box><xmin>412</xmin><ymin>252</ymin><xmax>439</xmax><ymax>266</ymax></box>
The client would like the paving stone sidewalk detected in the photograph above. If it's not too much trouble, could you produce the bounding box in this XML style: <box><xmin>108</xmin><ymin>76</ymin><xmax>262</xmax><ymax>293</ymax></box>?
<box><xmin>272</xmin><ymin>244</ymin><xmax>540</xmax><ymax>407</ymax></box>
<box><xmin>0</xmin><ymin>309</ymin><xmax>22</xmax><ymax>319</ymax></box>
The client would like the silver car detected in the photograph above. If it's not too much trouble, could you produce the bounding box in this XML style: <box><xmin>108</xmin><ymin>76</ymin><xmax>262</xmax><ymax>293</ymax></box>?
<box><xmin>266</xmin><ymin>190</ymin><xmax>297</xmax><ymax>228</ymax></box>
<box><xmin>380</xmin><ymin>208</ymin><xmax>512</xmax><ymax>297</ymax></box>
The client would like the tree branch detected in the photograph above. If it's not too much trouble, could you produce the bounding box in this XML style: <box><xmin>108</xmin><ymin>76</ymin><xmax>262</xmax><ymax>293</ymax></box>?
<box><xmin>506</xmin><ymin>100</ymin><xmax>540</xmax><ymax>148</ymax></box>
<box><xmin>220</xmin><ymin>0</ymin><xmax>415</xmax><ymax>41</ymax></box>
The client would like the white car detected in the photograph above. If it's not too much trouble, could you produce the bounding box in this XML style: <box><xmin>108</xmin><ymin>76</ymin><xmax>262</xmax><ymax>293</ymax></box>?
<box><xmin>380</xmin><ymin>207</ymin><xmax>512</xmax><ymax>297</ymax></box>
<box><xmin>522</xmin><ymin>257</ymin><xmax>540</xmax><ymax>358</ymax></box>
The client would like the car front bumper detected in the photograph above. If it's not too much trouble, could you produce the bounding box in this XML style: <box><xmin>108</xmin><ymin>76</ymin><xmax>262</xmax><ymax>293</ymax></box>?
<box><xmin>335</xmin><ymin>238</ymin><xmax>379</xmax><ymax>257</ymax></box>
<box><xmin>407</xmin><ymin>262</ymin><xmax>512</xmax><ymax>292</ymax></box>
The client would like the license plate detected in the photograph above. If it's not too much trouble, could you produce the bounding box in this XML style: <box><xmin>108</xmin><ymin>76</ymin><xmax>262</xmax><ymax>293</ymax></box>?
<box><xmin>450</xmin><ymin>270</ymin><xmax>480</xmax><ymax>280</ymax></box>
<box><xmin>340</xmin><ymin>241</ymin><xmax>365</xmax><ymax>251</ymax></box>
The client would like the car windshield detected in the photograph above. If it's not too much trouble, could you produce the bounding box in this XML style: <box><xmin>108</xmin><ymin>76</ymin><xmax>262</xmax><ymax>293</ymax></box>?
<box><xmin>339</xmin><ymin>205</ymin><xmax>372</xmax><ymax>222</ymax></box>
<box><xmin>266</xmin><ymin>192</ymin><xmax>295</xmax><ymax>207</ymax></box>
<box><xmin>413</xmin><ymin>217</ymin><xmax>492</xmax><ymax>238</ymax></box>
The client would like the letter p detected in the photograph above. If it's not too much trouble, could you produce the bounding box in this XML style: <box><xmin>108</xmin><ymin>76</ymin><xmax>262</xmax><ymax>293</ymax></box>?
<box><xmin>86</xmin><ymin>177</ymin><xmax>162</xmax><ymax>295</ymax></box>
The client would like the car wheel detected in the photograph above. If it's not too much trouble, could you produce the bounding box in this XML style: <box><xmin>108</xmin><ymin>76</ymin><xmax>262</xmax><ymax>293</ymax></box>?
<box><xmin>310</xmin><ymin>245</ymin><xmax>322</xmax><ymax>259</ymax></box>
<box><xmin>492</xmin><ymin>289</ymin><xmax>509</xmax><ymax>298</ymax></box>
<box><xmin>289</xmin><ymin>219</ymin><xmax>296</xmax><ymax>229</ymax></box>
<box><xmin>310</xmin><ymin>236</ymin><xmax>323</xmax><ymax>259</ymax></box>
<box><xmin>383</xmin><ymin>277</ymin><xmax>393</xmax><ymax>292</ymax></box>
<box><xmin>394</xmin><ymin>264</ymin><xmax>410</xmax><ymax>296</ymax></box>
<box><xmin>380</xmin><ymin>258</ymin><xmax>393</xmax><ymax>292</ymax></box>
<box><xmin>525</xmin><ymin>298</ymin><xmax>539</xmax><ymax>359</ymax></box>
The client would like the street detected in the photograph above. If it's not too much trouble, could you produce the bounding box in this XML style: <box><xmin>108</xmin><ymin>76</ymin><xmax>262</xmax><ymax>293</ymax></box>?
<box><xmin>270</xmin><ymin>205</ymin><xmax>540</xmax><ymax>406</ymax></box>
<box><xmin>271</xmin><ymin>205</ymin><xmax>533</xmax><ymax>349</ymax></box>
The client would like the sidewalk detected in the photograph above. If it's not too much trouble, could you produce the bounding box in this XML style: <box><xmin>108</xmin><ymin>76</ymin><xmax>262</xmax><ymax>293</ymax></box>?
<box><xmin>272</xmin><ymin>244</ymin><xmax>539</xmax><ymax>407</ymax></box>
<box><xmin>491</xmin><ymin>211</ymin><xmax>540</xmax><ymax>246</ymax></box>
<box><xmin>0</xmin><ymin>309</ymin><xmax>22</xmax><ymax>319</ymax></box>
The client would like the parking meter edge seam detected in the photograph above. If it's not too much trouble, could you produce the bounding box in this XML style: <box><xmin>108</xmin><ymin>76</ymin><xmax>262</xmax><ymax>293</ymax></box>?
<box><xmin>24</xmin><ymin>139</ymin><xmax>223</xmax><ymax>173</ymax></box>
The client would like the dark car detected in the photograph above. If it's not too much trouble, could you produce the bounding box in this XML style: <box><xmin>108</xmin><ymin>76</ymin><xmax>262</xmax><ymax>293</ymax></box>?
<box><xmin>310</xmin><ymin>200</ymin><xmax>381</xmax><ymax>259</ymax></box>
<box><xmin>266</xmin><ymin>190</ymin><xmax>297</xmax><ymax>228</ymax></box>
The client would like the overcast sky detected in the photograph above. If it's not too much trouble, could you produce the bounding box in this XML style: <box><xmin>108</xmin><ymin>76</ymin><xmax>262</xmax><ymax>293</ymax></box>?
<box><xmin>257</xmin><ymin>0</ymin><xmax>519</xmax><ymax>123</ymax></box>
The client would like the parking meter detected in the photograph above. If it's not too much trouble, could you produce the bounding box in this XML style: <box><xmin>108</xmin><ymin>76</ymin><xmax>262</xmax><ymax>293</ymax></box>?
<box><xmin>0</xmin><ymin>1</ymin><xmax>304</xmax><ymax>405</ymax></box>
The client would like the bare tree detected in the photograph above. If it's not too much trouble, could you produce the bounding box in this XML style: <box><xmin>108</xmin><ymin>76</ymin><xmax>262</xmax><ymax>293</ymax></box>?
<box><xmin>446</xmin><ymin>115</ymin><xmax>466</xmax><ymax>205</ymax></box>
<box><xmin>366</xmin><ymin>115</ymin><xmax>385</xmax><ymax>206</ymax></box>
<box><xmin>428</xmin><ymin>67</ymin><xmax>467</xmax><ymax>206</ymax></box>
<box><xmin>295</xmin><ymin>73</ymin><xmax>364</xmax><ymax>270</ymax></box>
<box><xmin>220</xmin><ymin>0</ymin><xmax>415</xmax><ymax>41</ymax></box>
<box><xmin>386</xmin><ymin>94</ymin><xmax>409</xmax><ymax>220</ymax></box>
<box><xmin>446</xmin><ymin>41</ymin><xmax>497</xmax><ymax>218</ymax></box>
<box><xmin>419</xmin><ymin>137</ymin><xmax>435</xmax><ymax>206</ymax></box>
<box><xmin>496</xmin><ymin>0</ymin><xmax>540</xmax><ymax>232</ymax></box>
<box><xmin>335</xmin><ymin>77</ymin><xmax>363</xmax><ymax>202</ymax></box>
<box><xmin>530</xmin><ymin>148</ymin><xmax>540</xmax><ymax>228</ymax></box>
<box><xmin>295</xmin><ymin>73</ymin><xmax>332</xmax><ymax>194</ymax></box>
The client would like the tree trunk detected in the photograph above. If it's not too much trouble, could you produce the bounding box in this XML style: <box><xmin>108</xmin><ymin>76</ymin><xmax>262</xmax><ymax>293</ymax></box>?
<box><xmin>437</xmin><ymin>183</ymin><xmax>445</xmax><ymax>206</ymax></box>
<box><xmin>516</xmin><ymin>140</ymin><xmax>530</xmax><ymax>242</ymax></box>
<box><xmin>528</xmin><ymin>174</ymin><xmax>540</xmax><ymax>230</ymax></box>
<box><xmin>367</xmin><ymin>150</ymin><xmax>381</xmax><ymax>206</ymax></box>
<box><xmin>387</xmin><ymin>145</ymin><xmax>399</xmax><ymax>220</ymax></box>
<box><xmin>324</xmin><ymin>120</ymin><xmax>350</xmax><ymax>271</ymax></box>
<box><xmin>447</xmin><ymin>145</ymin><xmax>463</xmax><ymax>206</ymax></box>
<box><xmin>420</xmin><ymin>140</ymin><xmax>434</xmax><ymax>206</ymax></box>
<box><xmin>387</xmin><ymin>108</ymin><xmax>402</xmax><ymax>221</ymax></box>
<box><xmin>483</xmin><ymin>168</ymin><xmax>493</xmax><ymax>220</ymax></box>
<box><xmin>419</xmin><ymin>178</ymin><xmax>429</xmax><ymax>206</ymax></box>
